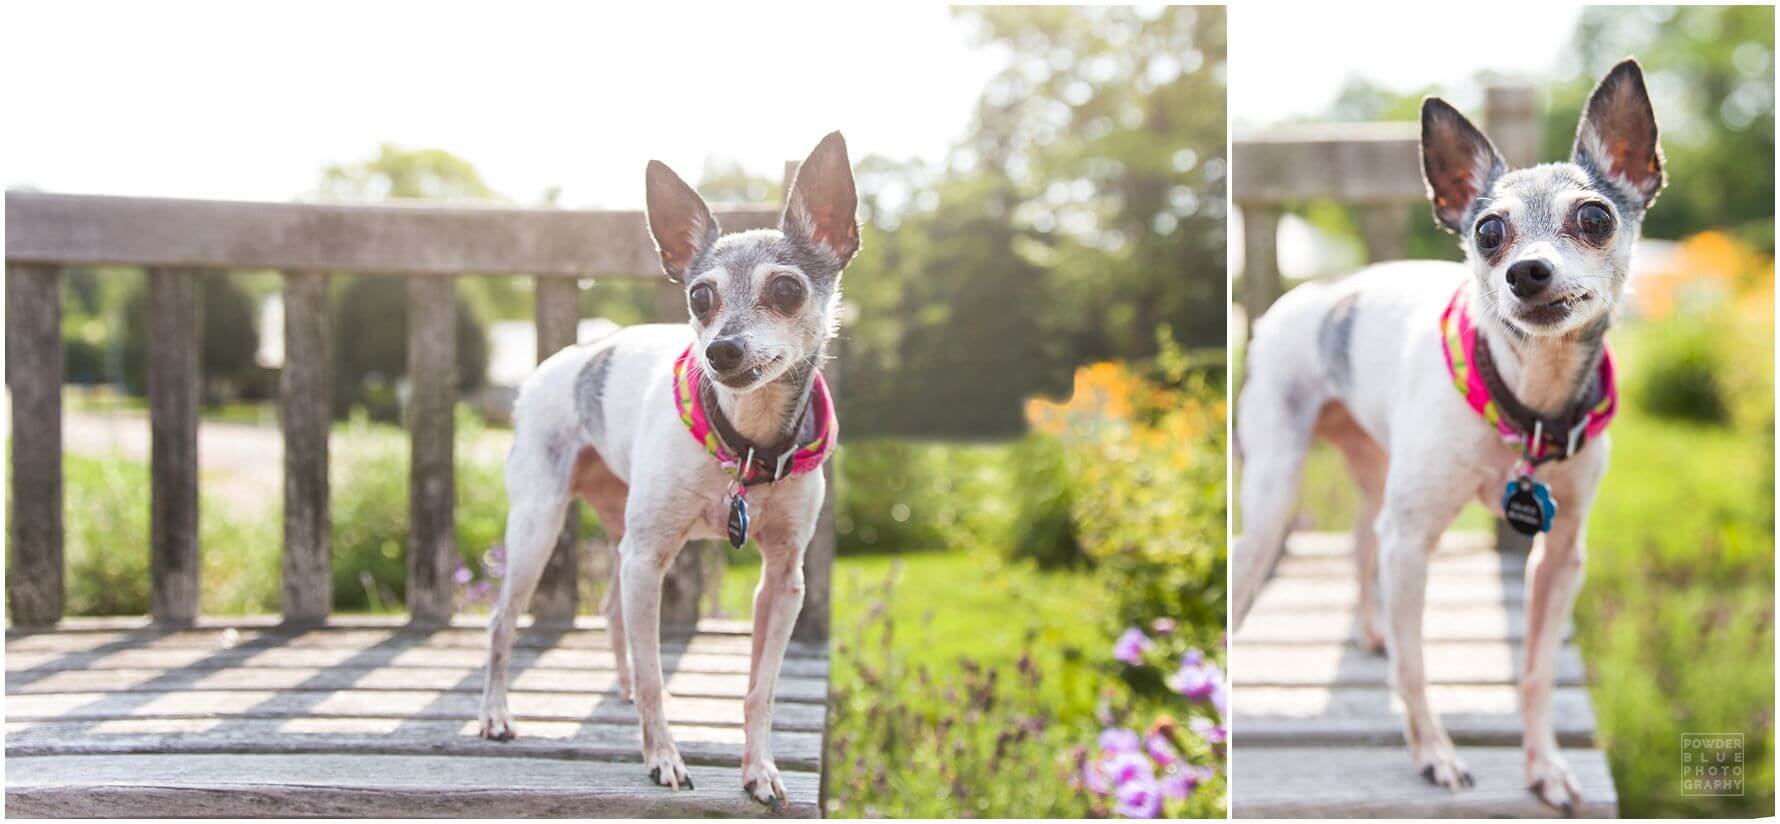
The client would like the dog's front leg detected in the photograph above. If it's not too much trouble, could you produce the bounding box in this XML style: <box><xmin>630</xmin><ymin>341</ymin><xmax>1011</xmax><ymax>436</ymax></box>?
<box><xmin>741</xmin><ymin>537</ymin><xmax>808</xmax><ymax>806</ymax></box>
<box><xmin>1378</xmin><ymin>461</ymin><xmax>1476</xmax><ymax>790</ymax></box>
<box><xmin>1521</xmin><ymin>453</ymin><xmax>1603</xmax><ymax>814</ymax></box>
<box><xmin>619</xmin><ymin>524</ymin><xmax>693</xmax><ymax>789</ymax></box>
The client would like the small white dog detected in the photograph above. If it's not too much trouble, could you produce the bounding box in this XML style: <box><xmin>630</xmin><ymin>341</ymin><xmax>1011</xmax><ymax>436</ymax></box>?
<box><xmin>1233</xmin><ymin>60</ymin><xmax>1661</xmax><ymax>813</ymax></box>
<box><xmin>479</xmin><ymin>133</ymin><xmax>857</xmax><ymax>806</ymax></box>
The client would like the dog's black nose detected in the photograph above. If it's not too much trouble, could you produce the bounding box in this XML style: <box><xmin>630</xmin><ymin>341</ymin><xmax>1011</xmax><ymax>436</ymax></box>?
<box><xmin>1506</xmin><ymin>259</ymin><xmax>1554</xmax><ymax>299</ymax></box>
<box><xmin>705</xmin><ymin>338</ymin><xmax>745</xmax><ymax>372</ymax></box>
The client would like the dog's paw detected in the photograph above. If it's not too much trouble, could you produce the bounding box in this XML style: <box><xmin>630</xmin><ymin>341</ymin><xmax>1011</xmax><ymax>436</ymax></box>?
<box><xmin>1527</xmin><ymin>750</ymin><xmax>1583</xmax><ymax>816</ymax></box>
<box><xmin>1413</xmin><ymin>741</ymin><xmax>1473</xmax><ymax>791</ymax></box>
<box><xmin>477</xmin><ymin>702</ymin><xmax>515</xmax><ymax>741</ymax></box>
<box><xmin>645</xmin><ymin>740</ymin><xmax>692</xmax><ymax>790</ymax></box>
<box><xmin>742</xmin><ymin>755</ymin><xmax>789</xmax><ymax>807</ymax></box>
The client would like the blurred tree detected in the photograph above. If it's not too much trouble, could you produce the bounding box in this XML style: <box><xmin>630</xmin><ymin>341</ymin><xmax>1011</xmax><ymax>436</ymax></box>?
<box><xmin>1302</xmin><ymin>5</ymin><xmax>1775</xmax><ymax>259</ymax></box>
<box><xmin>1553</xmin><ymin>5</ymin><xmax>1774</xmax><ymax>249</ymax></box>
<box><xmin>332</xmin><ymin>275</ymin><xmax>489</xmax><ymax>421</ymax></box>
<box><xmin>840</xmin><ymin>6</ymin><xmax>1228</xmax><ymax>437</ymax></box>
<box><xmin>119</xmin><ymin>271</ymin><xmax>262</xmax><ymax>401</ymax></box>
<box><xmin>320</xmin><ymin>144</ymin><xmax>500</xmax><ymax>201</ymax></box>
<box><xmin>318</xmin><ymin>144</ymin><xmax>498</xmax><ymax>419</ymax></box>
<box><xmin>698</xmin><ymin>158</ymin><xmax>783</xmax><ymax>204</ymax></box>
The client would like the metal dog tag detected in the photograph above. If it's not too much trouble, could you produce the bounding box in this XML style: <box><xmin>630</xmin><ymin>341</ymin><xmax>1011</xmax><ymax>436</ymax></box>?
<box><xmin>1501</xmin><ymin>475</ymin><xmax>1556</xmax><ymax>536</ymax></box>
<box><xmin>726</xmin><ymin>493</ymin><xmax>750</xmax><ymax>548</ymax></box>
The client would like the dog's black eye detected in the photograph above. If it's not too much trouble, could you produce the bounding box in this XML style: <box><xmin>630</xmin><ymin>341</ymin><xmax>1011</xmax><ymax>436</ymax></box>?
<box><xmin>1475</xmin><ymin>216</ymin><xmax>1505</xmax><ymax>252</ymax></box>
<box><xmin>688</xmin><ymin>283</ymin><xmax>715</xmax><ymax>319</ymax></box>
<box><xmin>1577</xmin><ymin>202</ymin><xmax>1614</xmax><ymax>239</ymax></box>
<box><xmin>767</xmin><ymin>276</ymin><xmax>805</xmax><ymax>314</ymax></box>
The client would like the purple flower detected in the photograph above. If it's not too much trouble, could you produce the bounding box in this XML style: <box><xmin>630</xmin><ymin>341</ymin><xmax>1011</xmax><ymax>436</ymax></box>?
<box><xmin>1099</xmin><ymin>727</ymin><xmax>1142</xmax><ymax>754</ymax></box>
<box><xmin>453</xmin><ymin>565</ymin><xmax>473</xmax><ymax>585</ymax></box>
<box><xmin>1145</xmin><ymin>732</ymin><xmax>1179</xmax><ymax>765</ymax></box>
<box><xmin>1150</xmin><ymin>617</ymin><xmax>1177</xmax><ymax>635</ymax></box>
<box><xmin>1173</xmin><ymin>649</ymin><xmax>1225</xmax><ymax>704</ymax></box>
<box><xmin>1160</xmin><ymin>766</ymin><xmax>1199</xmax><ymax>800</ymax></box>
<box><xmin>1189</xmin><ymin>715</ymin><xmax>1228</xmax><ymax>745</ymax></box>
<box><xmin>1101</xmin><ymin>750</ymin><xmax>1154</xmax><ymax>786</ymax></box>
<box><xmin>1114</xmin><ymin>775</ymin><xmax>1163</xmax><ymax>818</ymax></box>
<box><xmin>1082</xmin><ymin>754</ymin><xmax>1111</xmax><ymax>796</ymax></box>
<box><xmin>1113</xmin><ymin>627</ymin><xmax>1152</xmax><ymax>665</ymax></box>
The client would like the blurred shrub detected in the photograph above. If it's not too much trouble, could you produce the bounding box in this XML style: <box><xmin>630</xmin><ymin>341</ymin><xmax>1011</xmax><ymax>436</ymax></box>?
<box><xmin>1028</xmin><ymin>330</ymin><xmax>1228</xmax><ymax>630</ymax></box>
<box><xmin>333</xmin><ymin>275</ymin><xmax>490</xmax><ymax>423</ymax></box>
<box><xmin>54</xmin><ymin>455</ymin><xmax>279</xmax><ymax>616</ymax></box>
<box><xmin>1631</xmin><ymin>231</ymin><xmax>1775</xmax><ymax>432</ymax></box>
<box><xmin>118</xmin><ymin>271</ymin><xmax>262</xmax><ymax>400</ymax></box>
<box><xmin>1007</xmin><ymin>434</ymin><xmax>1083</xmax><ymax>569</ymax></box>
<box><xmin>824</xmin><ymin>559</ymin><xmax>1094</xmax><ymax>818</ymax></box>
<box><xmin>328</xmin><ymin>409</ymin><xmax>510</xmax><ymax>612</ymax></box>
<box><xmin>835</xmin><ymin>439</ymin><xmax>1017</xmax><ymax>555</ymax></box>
<box><xmin>1634</xmin><ymin>311</ymin><xmax>1732</xmax><ymax>424</ymax></box>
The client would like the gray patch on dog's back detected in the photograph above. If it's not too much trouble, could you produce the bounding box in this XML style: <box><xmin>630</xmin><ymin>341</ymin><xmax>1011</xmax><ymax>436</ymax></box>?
<box><xmin>575</xmin><ymin>347</ymin><xmax>616</xmax><ymax>441</ymax></box>
<box><xmin>1318</xmin><ymin>291</ymin><xmax>1361</xmax><ymax>392</ymax></box>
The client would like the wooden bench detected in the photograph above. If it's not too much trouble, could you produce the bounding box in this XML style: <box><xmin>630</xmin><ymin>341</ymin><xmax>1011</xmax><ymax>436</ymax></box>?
<box><xmin>5</xmin><ymin>169</ymin><xmax>833</xmax><ymax>816</ymax></box>
<box><xmin>1231</xmin><ymin>531</ymin><xmax>1618</xmax><ymax>817</ymax></box>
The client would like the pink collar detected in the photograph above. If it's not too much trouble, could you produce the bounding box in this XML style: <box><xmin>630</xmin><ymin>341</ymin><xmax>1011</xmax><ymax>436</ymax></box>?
<box><xmin>672</xmin><ymin>344</ymin><xmax>837</xmax><ymax>484</ymax></box>
<box><xmin>1440</xmin><ymin>285</ymin><xmax>1617</xmax><ymax>460</ymax></box>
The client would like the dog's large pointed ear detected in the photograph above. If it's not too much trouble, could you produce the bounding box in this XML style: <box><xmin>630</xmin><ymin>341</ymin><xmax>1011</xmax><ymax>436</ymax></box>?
<box><xmin>1573</xmin><ymin>58</ymin><xmax>1665</xmax><ymax>209</ymax></box>
<box><xmin>1420</xmin><ymin>97</ymin><xmax>1506</xmax><ymax>233</ymax></box>
<box><xmin>645</xmin><ymin>160</ymin><xmax>720</xmax><ymax>281</ymax></box>
<box><xmin>781</xmin><ymin>131</ymin><xmax>860</xmax><ymax>269</ymax></box>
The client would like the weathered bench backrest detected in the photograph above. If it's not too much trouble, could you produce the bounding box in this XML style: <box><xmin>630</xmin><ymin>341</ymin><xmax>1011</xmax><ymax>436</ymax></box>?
<box><xmin>5</xmin><ymin>165</ymin><xmax>837</xmax><ymax>641</ymax></box>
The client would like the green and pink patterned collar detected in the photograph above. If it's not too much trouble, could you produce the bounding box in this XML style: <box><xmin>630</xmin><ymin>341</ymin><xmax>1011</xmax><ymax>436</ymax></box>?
<box><xmin>672</xmin><ymin>344</ymin><xmax>838</xmax><ymax>485</ymax></box>
<box><xmin>1440</xmin><ymin>284</ymin><xmax>1617</xmax><ymax>462</ymax></box>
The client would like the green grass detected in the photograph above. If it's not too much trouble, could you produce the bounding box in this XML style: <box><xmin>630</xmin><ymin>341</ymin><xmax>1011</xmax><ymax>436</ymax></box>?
<box><xmin>832</xmin><ymin>550</ymin><xmax>1110</xmax><ymax>681</ymax></box>
<box><xmin>1575</xmin><ymin>406</ymin><xmax>1774</xmax><ymax>817</ymax></box>
<box><xmin>821</xmin><ymin>549</ymin><xmax>1116</xmax><ymax>817</ymax></box>
<box><xmin>65</xmin><ymin>386</ymin><xmax>278</xmax><ymax>426</ymax></box>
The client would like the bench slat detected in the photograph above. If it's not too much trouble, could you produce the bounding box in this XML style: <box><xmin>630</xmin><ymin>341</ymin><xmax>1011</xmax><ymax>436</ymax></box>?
<box><xmin>8</xmin><ymin>663</ymin><xmax>828</xmax><ymax>704</ymax></box>
<box><xmin>3</xmin><ymin>625</ymin><xmax>825</xmax><ymax>658</ymax></box>
<box><xmin>6</xmin><ymin>752</ymin><xmax>819</xmax><ymax>818</ymax></box>
<box><xmin>5</xmin><ymin>718</ymin><xmax>822</xmax><ymax>772</ymax></box>
<box><xmin>3</xmin><ymin>191</ymin><xmax>780</xmax><ymax>278</ymax></box>
<box><xmin>1232</xmin><ymin>640</ymin><xmax>1585</xmax><ymax>687</ymax></box>
<box><xmin>1233</xmin><ymin>746</ymin><xmax>1616</xmax><ymax>818</ymax></box>
<box><xmin>5</xmin><ymin>644</ymin><xmax>828</xmax><ymax>679</ymax></box>
<box><xmin>6</xmin><ymin>688</ymin><xmax>827</xmax><ymax>731</ymax></box>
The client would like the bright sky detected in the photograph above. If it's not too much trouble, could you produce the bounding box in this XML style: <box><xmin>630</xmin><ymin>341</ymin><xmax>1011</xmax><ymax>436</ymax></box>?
<box><xmin>1229</xmin><ymin>2</ymin><xmax>1584</xmax><ymax>132</ymax></box>
<box><xmin>1</xmin><ymin>2</ymin><xmax>1003</xmax><ymax>208</ymax></box>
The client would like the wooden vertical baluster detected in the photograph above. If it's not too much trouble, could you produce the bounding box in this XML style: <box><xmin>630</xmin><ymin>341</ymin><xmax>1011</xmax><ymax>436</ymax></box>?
<box><xmin>281</xmin><ymin>270</ymin><xmax>332</xmax><ymax>625</ymax></box>
<box><xmin>794</xmin><ymin>340</ymin><xmax>838</xmax><ymax>644</ymax></box>
<box><xmin>6</xmin><ymin>263</ymin><xmax>65</xmax><ymax>627</ymax></box>
<box><xmin>407</xmin><ymin>276</ymin><xmax>457</xmax><ymax>625</ymax></box>
<box><xmin>530</xmin><ymin>276</ymin><xmax>580</xmax><ymax>624</ymax></box>
<box><xmin>652</xmin><ymin>280</ymin><xmax>704</xmax><ymax>633</ymax></box>
<box><xmin>1241</xmin><ymin>206</ymin><xmax>1283</xmax><ymax>339</ymax></box>
<box><xmin>782</xmin><ymin>158</ymin><xmax>836</xmax><ymax>644</ymax></box>
<box><xmin>148</xmin><ymin>267</ymin><xmax>201</xmax><ymax>626</ymax></box>
<box><xmin>1354</xmin><ymin>205</ymin><xmax>1409</xmax><ymax>264</ymax></box>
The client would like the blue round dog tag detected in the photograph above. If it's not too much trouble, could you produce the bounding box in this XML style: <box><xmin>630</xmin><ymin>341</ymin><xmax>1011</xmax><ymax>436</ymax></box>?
<box><xmin>1501</xmin><ymin>475</ymin><xmax>1556</xmax><ymax>536</ymax></box>
<box><xmin>726</xmin><ymin>494</ymin><xmax>750</xmax><ymax>548</ymax></box>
